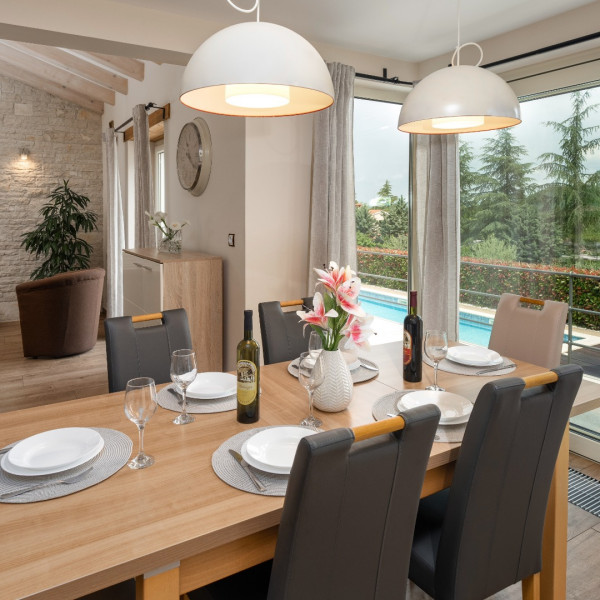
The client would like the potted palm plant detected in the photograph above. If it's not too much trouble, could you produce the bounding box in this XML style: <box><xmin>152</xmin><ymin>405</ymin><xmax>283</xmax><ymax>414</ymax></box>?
<box><xmin>20</xmin><ymin>180</ymin><xmax>98</xmax><ymax>279</ymax></box>
<box><xmin>16</xmin><ymin>180</ymin><xmax>105</xmax><ymax>358</ymax></box>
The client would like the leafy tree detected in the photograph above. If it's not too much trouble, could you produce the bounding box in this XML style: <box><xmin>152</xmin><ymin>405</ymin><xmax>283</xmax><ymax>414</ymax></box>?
<box><xmin>459</xmin><ymin>141</ymin><xmax>482</xmax><ymax>243</ymax></box>
<box><xmin>375</xmin><ymin>180</ymin><xmax>399</xmax><ymax>207</ymax></box>
<box><xmin>538</xmin><ymin>90</ymin><xmax>600</xmax><ymax>254</ymax></box>
<box><xmin>467</xmin><ymin>235</ymin><xmax>517</xmax><ymax>262</ymax></box>
<box><xmin>380</xmin><ymin>194</ymin><xmax>408</xmax><ymax>241</ymax></box>
<box><xmin>463</xmin><ymin>129</ymin><xmax>536</xmax><ymax>246</ymax></box>
<box><xmin>355</xmin><ymin>204</ymin><xmax>378</xmax><ymax>245</ymax></box>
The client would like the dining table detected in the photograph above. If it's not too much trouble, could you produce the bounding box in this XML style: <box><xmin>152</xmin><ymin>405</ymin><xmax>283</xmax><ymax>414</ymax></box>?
<box><xmin>1</xmin><ymin>340</ymin><xmax>599</xmax><ymax>600</ymax></box>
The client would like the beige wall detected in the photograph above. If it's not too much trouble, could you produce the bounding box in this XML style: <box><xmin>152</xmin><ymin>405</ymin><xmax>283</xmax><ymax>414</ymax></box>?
<box><xmin>0</xmin><ymin>75</ymin><xmax>103</xmax><ymax>321</ymax></box>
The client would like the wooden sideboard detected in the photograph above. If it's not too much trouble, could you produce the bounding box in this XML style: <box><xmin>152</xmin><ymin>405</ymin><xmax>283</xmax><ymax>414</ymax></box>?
<box><xmin>123</xmin><ymin>248</ymin><xmax>223</xmax><ymax>371</ymax></box>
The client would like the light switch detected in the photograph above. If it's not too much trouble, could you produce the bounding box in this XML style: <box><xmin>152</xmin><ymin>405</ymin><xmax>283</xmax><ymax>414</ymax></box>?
<box><xmin>228</xmin><ymin>234</ymin><xmax>235</xmax><ymax>247</ymax></box>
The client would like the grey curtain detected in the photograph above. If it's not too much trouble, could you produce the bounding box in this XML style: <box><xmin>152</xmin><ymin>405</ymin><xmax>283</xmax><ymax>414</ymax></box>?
<box><xmin>308</xmin><ymin>62</ymin><xmax>357</xmax><ymax>288</ymax></box>
<box><xmin>411</xmin><ymin>134</ymin><xmax>460</xmax><ymax>340</ymax></box>
<box><xmin>133</xmin><ymin>104</ymin><xmax>155</xmax><ymax>248</ymax></box>
<box><xmin>102</xmin><ymin>126</ymin><xmax>125</xmax><ymax>317</ymax></box>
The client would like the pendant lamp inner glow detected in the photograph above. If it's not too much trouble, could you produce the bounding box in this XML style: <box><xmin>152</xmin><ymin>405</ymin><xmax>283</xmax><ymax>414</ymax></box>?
<box><xmin>180</xmin><ymin>1</ymin><xmax>334</xmax><ymax>117</ymax></box>
<box><xmin>225</xmin><ymin>84</ymin><xmax>290</xmax><ymax>109</ymax></box>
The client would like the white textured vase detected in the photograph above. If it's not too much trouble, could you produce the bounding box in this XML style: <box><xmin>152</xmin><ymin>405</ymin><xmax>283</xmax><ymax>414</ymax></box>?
<box><xmin>312</xmin><ymin>349</ymin><xmax>353</xmax><ymax>413</ymax></box>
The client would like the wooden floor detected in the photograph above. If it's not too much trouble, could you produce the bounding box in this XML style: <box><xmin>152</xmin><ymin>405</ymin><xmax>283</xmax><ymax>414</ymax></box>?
<box><xmin>1</xmin><ymin>320</ymin><xmax>600</xmax><ymax>599</ymax></box>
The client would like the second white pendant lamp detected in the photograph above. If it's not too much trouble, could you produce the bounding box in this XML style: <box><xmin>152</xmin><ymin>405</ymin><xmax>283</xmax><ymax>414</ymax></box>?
<box><xmin>398</xmin><ymin>2</ymin><xmax>521</xmax><ymax>135</ymax></box>
<box><xmin>180</xmin><ymin>0</ymin><xmax>334</xmax><ymax>117</ymax></box>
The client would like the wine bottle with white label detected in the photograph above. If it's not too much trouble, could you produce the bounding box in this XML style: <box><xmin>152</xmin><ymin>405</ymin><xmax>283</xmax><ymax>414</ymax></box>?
<box><xmin>237</xmin><ymin>309</ymin><xmax>260</xmax><ymax>423</ymax></box>
<box><xmin>403</xmin><ymin>291</ymin><xmax>423</xmax><ymax>382</ymax></box>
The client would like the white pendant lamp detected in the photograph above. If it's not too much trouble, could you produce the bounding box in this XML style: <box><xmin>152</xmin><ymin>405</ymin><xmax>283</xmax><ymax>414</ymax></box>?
<box><xmin>398</xmin><ymin>2</ymin><xmax>521</xmax><ymax>135</ymax></box>
<box><xmin>180</xmin><ymin>0</ymin><xmax>334</xmax><ymax>117</ymax></box>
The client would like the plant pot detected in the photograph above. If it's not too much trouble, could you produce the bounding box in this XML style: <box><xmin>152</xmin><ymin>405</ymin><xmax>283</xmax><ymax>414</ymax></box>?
<box><xmin>312</xmin><ymin>349</ymin><xmax>353</xmax><ymax>412</ymax></box>
<box><xmin>159</xmin><ymin>230</ymin><xmax>182</xmax><ymax>253</ymax></box>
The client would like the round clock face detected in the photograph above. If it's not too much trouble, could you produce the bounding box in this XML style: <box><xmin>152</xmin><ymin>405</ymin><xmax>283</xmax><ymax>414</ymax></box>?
<box><xmin>176</xmin><ymin>118</ymin><xmax>212</xmax><ymax>196</ymax></box>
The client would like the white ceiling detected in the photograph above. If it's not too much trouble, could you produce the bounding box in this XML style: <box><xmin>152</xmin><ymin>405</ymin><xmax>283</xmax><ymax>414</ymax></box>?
<box><xmin>113</xmin><ymin>0</ymin><xmax>597</xmax><ymax>62</ymax></box>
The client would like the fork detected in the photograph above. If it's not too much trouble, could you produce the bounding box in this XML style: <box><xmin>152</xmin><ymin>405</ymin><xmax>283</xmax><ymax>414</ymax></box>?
<box><xmin>0</xmin><ymin>466</ymin><xmax>94</xmax><ymax>499</ymax></box>
<box><xmin>475</xmin><ymin>363</ymin><xmax>516</xmax><ymax>375</ymax></box>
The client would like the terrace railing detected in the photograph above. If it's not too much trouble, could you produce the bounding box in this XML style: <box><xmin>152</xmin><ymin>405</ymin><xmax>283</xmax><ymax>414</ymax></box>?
<box><xmin>357</xmin><ymin>249</ymin><xmax>600</xmax><ymax>365</ymax></box>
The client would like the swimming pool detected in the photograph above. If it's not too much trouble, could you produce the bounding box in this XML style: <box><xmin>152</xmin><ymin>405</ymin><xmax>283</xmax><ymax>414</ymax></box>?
<box><xmin>359</xmin><ymin>293</ymin><xmax>578</xmax><ymax>347</ymax></box>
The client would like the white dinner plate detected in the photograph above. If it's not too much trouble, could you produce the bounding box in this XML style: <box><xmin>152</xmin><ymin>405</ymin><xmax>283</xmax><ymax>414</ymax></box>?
<box><xmin>446</xmin><ymin>346</ymin><xmax>503</xmax><ymax>367</ymax></box>
<box><xmin>397</xmin><ymin>390</ymin><xmax>473</xmax><ymax>425</ymax></box>
<box><xmin>187</xmin><ymin>372</ymin><xmax>237</xmax><ymax>399</ymax></box>
<box><xmin>242</xmin><ymin>427</ymin><xmax>317</xmax><ymax>474</ymax></box>
<box><xmin>3</xmin><ymin>428</ymin><xmax>104</xmax><ymax>476</ymax></box>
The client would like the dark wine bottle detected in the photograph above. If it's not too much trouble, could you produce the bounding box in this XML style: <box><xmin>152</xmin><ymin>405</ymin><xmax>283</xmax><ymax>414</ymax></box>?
<box><xmin>403</xmin><ymin>290</ymin><xmax>423</xmax><ymax>382</ymax></box>
<box><xmin>237</xmin><ymin>309</ymin><xmax>260</xmax><ymax>423</ymax></box>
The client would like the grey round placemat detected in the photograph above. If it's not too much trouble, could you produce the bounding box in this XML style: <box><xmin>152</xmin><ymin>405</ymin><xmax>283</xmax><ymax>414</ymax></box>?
<box><xmin>0</xmin><ymin>428</ymin><xmax>132</xmax><ymax>504</ymax></box>
<box><xmin>372</xmin><ymin>392</ymin><xmax>467</xmax><ymax>443</ymax></box>
<box><xmin>423</xmin><ymin>355</ymin><xmax>516</xmax><ymax>377</ymax></box>
<box><xmin>212</xmin><ymin>427</ymin><xmax>303</xmax><ymax>497</ymax></box>
<box><xmin>157</xmin><ymin>384</ymin><xmax>236</xmax><ymax>413</ymax></box>
<box><xmin>287</xmin><ymin>357</ymin><xmax>379</xmax><ymax>384</ymax></box>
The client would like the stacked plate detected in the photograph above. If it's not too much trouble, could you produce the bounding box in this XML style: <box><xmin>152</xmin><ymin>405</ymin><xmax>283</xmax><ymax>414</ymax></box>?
<box><xmin>446</xmin><ymin>346</ymin><xmax>502</xmax><ymax>368</ymax></box>
<box><xmin>241</xmin><ymin>426</ymin><xmax>317</xmax><ymax>475</ymax></box>
<box><xmin>1</xmin><ymin>427</ymin><xmax>104</xmax><ymax>476</ymax></box>
<box><xmin>397</xmin><ymin>390</ymin><xmax>473</xmax><ymax>425</ymax></box>
<box><xmin>186</xmin><ymin>372</ymin><xmax>237</xmax><ymax>400</ymax></box>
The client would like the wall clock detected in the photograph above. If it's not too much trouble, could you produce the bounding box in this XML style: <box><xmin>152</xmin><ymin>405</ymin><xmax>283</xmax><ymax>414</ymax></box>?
<box><xmin>176</xmin><ymin>117</ymin><xmax>212</xmax><ymax>196</ymax></box>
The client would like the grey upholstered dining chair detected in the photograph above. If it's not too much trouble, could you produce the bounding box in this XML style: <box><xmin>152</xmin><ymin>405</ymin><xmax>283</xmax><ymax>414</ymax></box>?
<box><xmin>488</xmin><ymin>293</ymin><xmax>568</xmax><ymax>368</ymax></box>
<box><xmin>258</xmin><ymin>298</ymin><xmax>313</xmax><ymax>365</ymax></box>
<box><xmin>409</xmin><ymin>364</ymin><xmax>583</xmax><ymax>600</ymax></box>
<box><xmin>189</xmin><ymin>405</ymin><xmax>441</xmax><ymax>600</ymax></box>
<box><xmin>104</xmin><ymin>308</ymin><xmax>192</xmax><ymax>393</ymax></box>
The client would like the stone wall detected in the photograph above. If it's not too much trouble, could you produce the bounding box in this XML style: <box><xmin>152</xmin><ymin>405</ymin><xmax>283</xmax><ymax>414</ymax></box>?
<box><xmin>0</xmin><ymin>75</ymin><xmax>104</xmax><ymax>321</ymax></box>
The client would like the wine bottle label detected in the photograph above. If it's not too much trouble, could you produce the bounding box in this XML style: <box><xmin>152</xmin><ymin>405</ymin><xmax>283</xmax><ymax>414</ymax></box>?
<box><xmin>237</xmin><ymin>360</ymin><xmax>257</xmax><ymax>406</ymax></box>
<box><xmin>403</xmin><ymin>330</ymin><xmax>412</xmax><ymax>365</ymax></box>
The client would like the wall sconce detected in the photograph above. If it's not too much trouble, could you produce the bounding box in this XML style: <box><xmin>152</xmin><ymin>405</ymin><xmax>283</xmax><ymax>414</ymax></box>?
<box><xmin>19</xmin><ymin>148</ymin><xmax>30</xmax><ymax>161</ymax></box>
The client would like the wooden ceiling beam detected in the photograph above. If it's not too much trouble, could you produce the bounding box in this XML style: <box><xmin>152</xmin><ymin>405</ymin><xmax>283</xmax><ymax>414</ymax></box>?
<box><xmin>123</xmin><ymin>103</ymin><xmax>171</xmax><ymax>142</ymax></box>
<box><xmin>0</xmin><ymin>57</ymin><xmax>103</xmax><ymax>113</ymax></box>
<box><xmin>1</xmin><ymin>41</ymin><xmax>128</xmax><ymax>95</ymax></box>
<box><xmin>0</xmin><ymin>42</ymin><xmax>115</xmax><ymax>105</ymax></box>
<box><xmin>76</xmin><ymin>51</ymin><xmax>145</xmax><ymax>81</ymax></box>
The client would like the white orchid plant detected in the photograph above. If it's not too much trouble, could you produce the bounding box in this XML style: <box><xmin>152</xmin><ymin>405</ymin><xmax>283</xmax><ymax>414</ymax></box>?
<box><xmin>297</xmin><ymin>261</ymin><xmax>374</xmax><ymax>352</ymax></box>
<box><xmin>146</xmin><ymin>211</ymin><xmax>188</xmax><ymax>241</ymax></box>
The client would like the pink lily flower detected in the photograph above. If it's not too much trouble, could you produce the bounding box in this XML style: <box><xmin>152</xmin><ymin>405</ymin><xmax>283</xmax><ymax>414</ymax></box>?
<box><xmin>296</xmin><ymin>292</ymin><xmax>338</xmax><ymax>329</ymax></box>
<box><xmin>343</xmin><ymin>314</ymin><xmax>375</xmax><ymax>350</ymax></box>
<box><xmin>336</xmin><ymin>278</ymin><xmax>365</xmax><ymax>317</ymax></box>
<box><xmin>314</xmin><ymin>261</ymin><xmax>355</xmax><ymax>293</ymax></box>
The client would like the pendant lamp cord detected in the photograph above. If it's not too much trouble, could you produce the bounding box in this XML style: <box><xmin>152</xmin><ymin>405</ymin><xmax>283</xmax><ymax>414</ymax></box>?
<box><xmin>227</xmin><ymin>0</ymin><xmax>260</xmax><ymax>21</ymax></box>
<box><xmin>451</xmin><ymin>0</ymin><xmax>484</xmax><ymax>67</ymax></box>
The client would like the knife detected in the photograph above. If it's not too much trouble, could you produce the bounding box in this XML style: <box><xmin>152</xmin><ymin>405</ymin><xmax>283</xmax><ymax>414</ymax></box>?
<box><xmin>476</xmin><ymin>362</ymin><xmax>516</xmax><ymax>375</ymax></box>
<box><xmin>228</xmin><ymin>449</ymin><xmax>266</xmax><ymax>492</ymax></box>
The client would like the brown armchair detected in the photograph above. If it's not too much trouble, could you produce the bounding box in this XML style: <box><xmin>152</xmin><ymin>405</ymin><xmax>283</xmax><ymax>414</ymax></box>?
<box><xmin>16</xmin><ymin>268</ymin><xmax>105</xmax><ymax>358</ymax></box>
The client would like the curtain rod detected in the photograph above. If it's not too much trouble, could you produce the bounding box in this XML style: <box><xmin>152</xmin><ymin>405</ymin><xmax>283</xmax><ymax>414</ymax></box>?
<box><xmin>356</xmin><ymin>32</ymin><xmax>600</xmax><ymax>87</ymax></box>
<box><xmin>112</xmin><ymin>103</ymin><xmax>165</xmax><ymax>134</ymax></box>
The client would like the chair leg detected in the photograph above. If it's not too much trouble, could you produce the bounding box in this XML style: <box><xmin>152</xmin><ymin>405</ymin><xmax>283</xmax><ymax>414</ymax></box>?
<box><xmin>522</xmin><ymin>572</ymin><xmax>541</xmax><ymax>600</ymax></box>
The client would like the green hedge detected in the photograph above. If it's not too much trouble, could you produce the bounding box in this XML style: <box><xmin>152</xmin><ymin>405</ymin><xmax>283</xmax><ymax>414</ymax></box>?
<box><xmin>358</xmin><ymin>248</ymin><xmax>600</xmax><ymax>331</ymax></box>
<box><xmin>357</xmin><ymin>248</ymin><xmax>408</xmax><ymax>291</ymax></box>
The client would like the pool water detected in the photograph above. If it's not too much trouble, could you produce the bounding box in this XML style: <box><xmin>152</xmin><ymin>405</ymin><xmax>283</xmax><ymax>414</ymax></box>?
<box><xmin>360</xmin><ymin>296</ymin><xmax>493</xmax><ymax>346</ymax></box>
<box><xmin>359</xmin><ymin>295</ymin><xmax>579</xmax><ymax>347</ymax></box>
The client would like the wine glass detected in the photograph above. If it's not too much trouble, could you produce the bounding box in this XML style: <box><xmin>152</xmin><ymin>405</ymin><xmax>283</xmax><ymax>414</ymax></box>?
<box><xmin>124</xmin><ymin>377</ymin><xmax>158</xmax><ymax>469</ymax></box>
<box><xmin>298</xmin><ymin>351</ymin><xmax>324</xmax><ymax>428</ymax></box>
<box><xmin>425</xmin><ymin>330</ymin><xmax>448</xmax><ymax>391</ymax></box>
<box><xmin>170</xmin><ymin>349</ymin><xmax>197</xmax><ymax>425</ymax></box>
<box><xmin>308</xmin><ymin>330</ymin><xmax>323</xmax><ymax>359</ymax></box>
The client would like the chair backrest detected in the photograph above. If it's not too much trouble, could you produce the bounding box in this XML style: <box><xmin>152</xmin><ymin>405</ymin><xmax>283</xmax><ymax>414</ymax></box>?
<box><xmin>104</xmin><ymin>309</ymin><xmax>192</xmax><ymax>392</ymax></box>
<box><xmin>258</xmin><ymin>298</ymin><xmax>314</xmax><ymax>365</ymax></box>
<box><xmin>434</xmin><ymin>364</ymin><xmax>582</xmax><ymax>600</ymax></box>
<box><xmin>267</xmin><ymin>405</ymin><xmax>441</xmax><ymax>600</ymax></box>
<box><xmin>488</xmin><ymin>293</ymin><xmax>568</xmax><ymax>368</ymax></box>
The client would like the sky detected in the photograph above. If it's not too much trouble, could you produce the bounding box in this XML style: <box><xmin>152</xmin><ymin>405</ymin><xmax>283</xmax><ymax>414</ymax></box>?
<box><xmin>353</xmin><ymin>86</ymin><xmax>600</xmax><ymax>207</ymax></box>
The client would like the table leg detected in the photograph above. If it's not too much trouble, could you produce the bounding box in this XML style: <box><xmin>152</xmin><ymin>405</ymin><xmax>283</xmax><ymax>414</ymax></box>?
<box><xmin>135</xmin><ymin>563</ymin><xmax>180</xmax><ymax>600</ymax></box>
<box><xmin>540</xmin><ymin>427</ymin><xmax>569</xmax><ymax>600</ymax></box>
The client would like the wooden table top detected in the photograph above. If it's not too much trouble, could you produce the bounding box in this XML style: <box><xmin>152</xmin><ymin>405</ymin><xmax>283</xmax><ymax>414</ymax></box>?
<box><xmin>1</xmin><ymin>341</ymin><xmax>598</xmax><ymax>600</ymax></box>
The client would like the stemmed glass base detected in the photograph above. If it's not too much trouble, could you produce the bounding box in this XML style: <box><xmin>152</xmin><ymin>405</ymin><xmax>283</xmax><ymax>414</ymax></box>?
<box><xmin>300</xmin><ymin>414</ymin><xmax>322</xmax><ymax>429</ymax></box>
<box><xmin>426</xmin><ymin>384</ymin><xmax>445</xmax><ymax>391</ymax></box>
<box><xmin>128</xmin><ymin>452</ymin><xmax>155</xmax><ymax>470</ymax></box>
<box><xmin>173</xmin><ymin>412</ymin><xmax>194</xmax><ymax>425</ymax></box>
